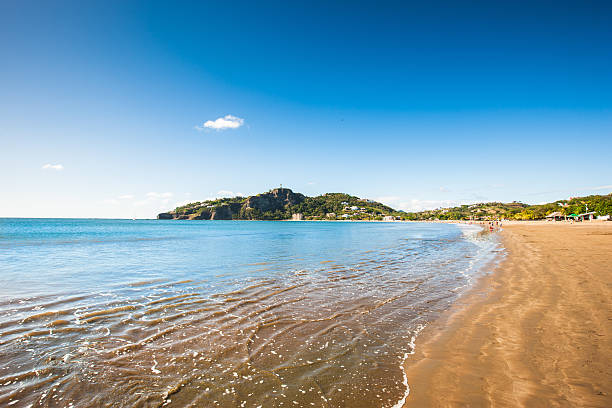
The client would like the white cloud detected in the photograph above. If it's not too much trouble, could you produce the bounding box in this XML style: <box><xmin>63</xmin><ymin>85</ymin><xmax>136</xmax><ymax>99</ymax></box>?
<box><xmin>376</xmin><ymin>196</ymin><xmax>401</xmax><ymax>204</ymax></box>
<box><xmin>307</xmin><ymin>181</ymin><xmax>316</xmax><ymax>185</ymax></box>
<box><xmin>593</xmin><ymin>184</ymin><xmax>612</xmax><ymax>190</ymax></box>
<box><xmin>196</xmin><ymin>115</ymin><xmax>244</xmax><ymax>131</ymax></box>
<box><xmin>118</xmin><ymin>194</ymin><xmax>135</xmax><ymax>200</ymax></box>
<box><xmin>172</xmin><ymin>199</ymin><xmax>193</xmax><ymax>208</ymax></box>
<box><xmin>439</xmin><ymin>186</ymin><xmax>450</xmax><ymax>192</ymax></box>
<box><xmin>217</xmin><ymin>190</ymin><xmax>245</xmax><ymax>198</ymax></box>
<box><xmin>42</xmin><ymin>163</ymin><xmax>64</xmax><ymax>171</ymax></box>
<box><xmin>104</xmin><ymin>199</ymin><xmax>120</xmax><ymax>205</ymax></box>
<box><xmin>401</xmin><ymin>199</ymin><xmax>475</xmax><ymax>212</ymax></box>
<box><xmin>146</xmin><ymin>192</ymin><xmax>173</xmax><ymax>199</ymax></box>
<box><xmin>129</xmin><ymin>192</ymin><xmax>174</xmax><ymax>207</ymax></box>
<box><xmin>376</xmin><ymin>196</ymin><xmax>479</xmax><ymax>212</ymax></box>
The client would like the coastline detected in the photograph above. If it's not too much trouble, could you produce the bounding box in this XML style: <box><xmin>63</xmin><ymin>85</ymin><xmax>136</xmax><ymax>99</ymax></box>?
<box><xmin>402</xmin><ymin>222</ymin><xmax>612</xmax><ymax>407</ymax></box>
<box><xmin>2</xmin><ymin>219</ymin><xmax>493</xmax><ymax>407</ymax></box>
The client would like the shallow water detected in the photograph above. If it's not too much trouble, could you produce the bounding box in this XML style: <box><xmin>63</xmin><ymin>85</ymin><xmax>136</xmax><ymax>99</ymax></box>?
<box><xmin>0</xmin><ymin>219</ymin><xmax>499</xmax><ymax>407</ymax></box>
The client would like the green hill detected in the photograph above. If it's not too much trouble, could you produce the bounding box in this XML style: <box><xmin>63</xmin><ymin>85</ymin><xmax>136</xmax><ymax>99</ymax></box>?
<box><xmin>158</xmin><ymin>189</ymin><xmax>612</xmax><ymax>222</ymax></box>
<box><xmin>158</xmin><ymin>188</ymin><xmax>405</xmax><ymax>220</ymax></box>
<box><xmin>404</xmin><ymin>193</ymin><xmax>612</xmax><ymax>221</ymax></box>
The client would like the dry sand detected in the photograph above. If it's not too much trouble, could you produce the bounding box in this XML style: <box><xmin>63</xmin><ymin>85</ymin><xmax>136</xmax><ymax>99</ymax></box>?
<box><xmin>403</xmin><ymin>222</ymin><xmax>612</xmax><ymax>407</ymax></box>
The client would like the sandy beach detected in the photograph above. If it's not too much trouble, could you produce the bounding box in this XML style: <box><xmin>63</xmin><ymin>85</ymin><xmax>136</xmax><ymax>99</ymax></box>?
<box><xmin>403</xmin><ymin>222</ymin><xmax>612</xmax><ymax>407</ymax></box>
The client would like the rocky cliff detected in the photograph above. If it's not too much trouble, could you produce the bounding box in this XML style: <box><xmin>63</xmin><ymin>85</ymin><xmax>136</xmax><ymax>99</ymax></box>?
<box><xmin>243</xmin><ymin>188</ymin><xmax>305</xmax><ymax>212</ymax></box>
<box><xmin>157</xmin><ymin>188</ymin><xmax>404</xmax><ymax>221</ymax></box>
<box><xmin>157</xmin><ymin>188</ymin><xmax>305</xmax><ymax>220</ymax></box>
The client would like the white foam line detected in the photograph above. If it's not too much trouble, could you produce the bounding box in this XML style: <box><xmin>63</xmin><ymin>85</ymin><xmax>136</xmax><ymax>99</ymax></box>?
<box><xmin>391</xmin><ymin>323</ymin><xmax>426</xmax><ymax>408</ymax></box>
<box><xmin>392</xmin><ymin>224</ymin><xmax>500</xmax><ymax>408</ymax></box>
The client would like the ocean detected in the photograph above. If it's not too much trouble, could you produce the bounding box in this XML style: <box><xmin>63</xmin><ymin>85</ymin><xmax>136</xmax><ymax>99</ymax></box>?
<box><xmin>0</xmin><ymin>219</ymin><xmax>500</xmax><ymax>407</ymax></box>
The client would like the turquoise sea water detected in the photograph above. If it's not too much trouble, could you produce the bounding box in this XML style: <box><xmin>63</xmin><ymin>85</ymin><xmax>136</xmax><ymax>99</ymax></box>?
<box><xmin>0</xmin><ymin>219</ymin><xmax>499</xmax><ymax>407</ymax></box>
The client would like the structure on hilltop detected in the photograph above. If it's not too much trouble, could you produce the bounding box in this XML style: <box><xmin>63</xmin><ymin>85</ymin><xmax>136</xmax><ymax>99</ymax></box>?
<box><xmin>157</xmin><ymin>188</ymin><xmax>403</xmax><ymax>221</ymax></box>
<box><xmin>158</xmin><ymin>189</ymin><xmax>612</xmax><ymax>222</ymax></box>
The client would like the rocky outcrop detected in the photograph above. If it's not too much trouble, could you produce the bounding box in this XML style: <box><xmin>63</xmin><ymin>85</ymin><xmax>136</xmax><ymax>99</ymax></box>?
<box><xmin>243</xmin><ymin>188</ymin><xmax>305</xmax><ymax>212</ymax></box>
<box><xmin>157</xmin><ymin>188</ymin><xmax>404</xmax><ymax>221</ymax></box>
<box><xmin>157</xmin><ymin>188</ymin><xmax>306</xmax><ymax>220</ymax></box>
<box><xmin>192</xmin><ymin>210</ymin><xmax>212</xmax><ymax>220</ymax></box>
<box><xmin>210</xmin><ymin>205</ymin><xmax>233</xmax><ymax>220</ymax></box>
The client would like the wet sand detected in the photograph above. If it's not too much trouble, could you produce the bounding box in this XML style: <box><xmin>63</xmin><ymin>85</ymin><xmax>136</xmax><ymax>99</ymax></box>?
<box><xmin>403</xmin><ymin>222</ymin><xmax>612</xmax><ymax>407</ymax></box>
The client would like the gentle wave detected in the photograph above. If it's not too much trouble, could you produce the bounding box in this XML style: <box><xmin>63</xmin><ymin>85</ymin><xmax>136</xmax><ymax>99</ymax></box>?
<box><xmin>0</xmin><ymin>219</ymin><xmax>500</xmax><ymax>407</ymax></box>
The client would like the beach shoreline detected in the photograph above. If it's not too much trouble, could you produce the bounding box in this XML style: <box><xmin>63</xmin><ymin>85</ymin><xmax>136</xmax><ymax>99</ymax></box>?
<box><xmin>402</xmin><ymin>222</ymin><xmax>612</xmax><ymax>407</ymax></box>
<box><xmin>2</xmin><ymin>219</ymin><xmax>494</xmax><ymax>407</ymax></box>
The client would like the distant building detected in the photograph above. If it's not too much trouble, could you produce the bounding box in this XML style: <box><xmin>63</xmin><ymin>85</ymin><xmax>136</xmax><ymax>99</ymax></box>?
<box><xmin>577</xmin><ymin>211</ymin><xmax>597</xmax><ymax>221</ymax></box>
<box><xmin>350</xmin><ymin>206</ymin><xmax>359</xmax><ymax>211</ymax></box>
<box><xmin>291</xmin><ymin>213</ymin><xmax>304</xmax><ymax>221</ymax></box>
<box><xmin>382</xmin><ymin>215</ymin><xmax>395</xmax><ymax>222</ymax></box>
<box><xmin>326</xmin><ymin>212</ymin><xmax>336</xmax><ymax>218</ymax></box>
<box><xmin>545</xmin><ymin>211</ymin><xmax>566</xmax><ymax>221</ymax></box>
<box><xmin>567</xmin><ymin>211</ymin><xmax>597</xmax><ymax>222</ymax></box>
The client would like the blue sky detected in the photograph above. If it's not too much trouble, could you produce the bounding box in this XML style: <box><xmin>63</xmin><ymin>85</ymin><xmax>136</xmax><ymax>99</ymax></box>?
<box><xmin>1</xmin><ymin>1</ymin><xmax>611</xmax><ymax>218</ymax></box>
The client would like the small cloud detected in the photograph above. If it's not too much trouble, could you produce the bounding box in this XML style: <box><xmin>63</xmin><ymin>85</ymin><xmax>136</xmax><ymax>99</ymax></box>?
<box><xmin>172</xmin><ymin>199</ymin><xmax>193</xmax><ymax>208</ymax></box>
<box><xmin>307</xmin><ymin>181</ymin><xmax>316</xmax><ymax>185</ymax></box>
<box><xmin>118</xmin><ymin>194</ymin><xmax>135</xmax><ymax>200</ymax></box>
<box><xmin>593</xmin><ymin>184</ymin><xmax>612</xmax><ymax>190</ymax></box>
<box><xmin>42</xmin><ymin>163</ymin><xmax>64</xmax><ymax>171</ymax></box>
<box><xmin>525</xmin><ymin>189</ymin><xmax>563</xmax><ymax>196</ymax></box>
<box><xmin>439</xmin><ymin>186</ymin><xmax>450</xmax><ymax>193</ymax></box>
<box><xmin>196</xmin><ymin>115</ymin><xmax>244</xmax><ymax>131</ymax></box>
<box><xmin>104</xmin><ymin>199</ymin><xmax>120</xmax><ymax>205</ymax></box>
<box><xmin>129</xmin><ymin>192</ymin><xmax>175</xmax><ymax>209</ymax></box>
<box><xmin>376</xmin><ymin>196</ymin><xmax>401</xmax><ymax>204</ymax></box>
<box><xmin>146</xmin><ymin>192</ymin><xmax>173</xmax><ymax>199</ymax></box>
<box><xmin>217</xmin><ymin>190</ymin><xmax>244</xmax><ymax>198</ymax></box>
<box><xmin>376</xmin><ymin>196</ymin><xmax>478</xmax><ymax>212</ymax></box>
<box><xmin>400</xmin><ymin>199</ymin><xmax>476</xmax><ymax>212</ymax></box>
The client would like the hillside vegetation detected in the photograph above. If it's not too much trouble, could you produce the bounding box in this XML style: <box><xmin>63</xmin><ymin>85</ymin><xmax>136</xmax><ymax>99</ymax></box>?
<box><xmin>158</xmin><ymin>189</ymin><xmax>612</xmax><ymax>221</ymax></box>
<box><xmin>405</xmin><ymin>193</ymin><xmax>612</xmax><ymax>221</ymax></box>
<box><xmin>158</xmin><ymin>188</ymin><xmax>404</xmax><ymax>220</ymax></box>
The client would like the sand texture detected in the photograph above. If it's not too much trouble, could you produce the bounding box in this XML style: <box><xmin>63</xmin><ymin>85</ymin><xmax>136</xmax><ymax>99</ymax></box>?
<box><xmin>403</xmin><ymin>223</ymin><xmax>612</xmax><ymax>407</ymax></box>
